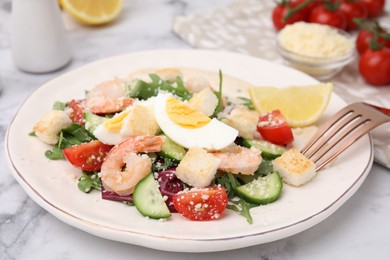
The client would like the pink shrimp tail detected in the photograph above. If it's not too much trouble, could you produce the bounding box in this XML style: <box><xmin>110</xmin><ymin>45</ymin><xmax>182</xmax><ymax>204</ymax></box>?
<box><xmin>117</xmin><ymin>135</ymin><xmax>165</xmax><ymax>153</ymax></box>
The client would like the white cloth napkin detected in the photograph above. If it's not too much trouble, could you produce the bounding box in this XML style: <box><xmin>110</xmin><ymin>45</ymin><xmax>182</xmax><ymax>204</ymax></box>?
<box><xmin>173</xmin><ymin>0</ymin><xmax>390</xmax><ymax>168</ymax></box>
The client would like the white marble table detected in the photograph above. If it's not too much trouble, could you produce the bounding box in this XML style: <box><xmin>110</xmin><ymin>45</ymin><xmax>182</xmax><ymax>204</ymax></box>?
<box><xmin>1</xmin><ymin>0</ymin><xmax>390</xmax><ymax>259</ymax></box>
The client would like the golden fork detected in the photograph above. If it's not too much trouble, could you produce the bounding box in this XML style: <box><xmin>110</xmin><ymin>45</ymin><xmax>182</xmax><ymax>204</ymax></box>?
<box><xmin>301</xmin><ymin>102</ymin><xmax>390</xmax><ymax>171</ymax></box>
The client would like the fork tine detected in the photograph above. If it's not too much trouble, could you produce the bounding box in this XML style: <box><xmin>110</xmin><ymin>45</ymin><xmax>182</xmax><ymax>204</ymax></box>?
<box><xmin>301</xmin><ymin>104</ymin><xmax>356</xmax><ymax>155</ymax></box>
<box><xmin>301</xmin><ymin>102</ymin><xmax>390</xmax><ymax>171</ymax></box>
<box><xmin>315</xmin><ymin>120</ymin><xmax>377</xmax><ymax>171</ymax></box>
<box><xmin>303</xmin><ymin>111</ymin><xmax>360</xmax><ymax>159</ymax></box>
<box><xmin>308</xmin><ymin>116</ymin><xmax>368</xmax><ymax>162</ymax></box>
<box><xmin>311</xmin><ymin>116</ymin><xmax>371</xmax><ymax>170</ymax></box>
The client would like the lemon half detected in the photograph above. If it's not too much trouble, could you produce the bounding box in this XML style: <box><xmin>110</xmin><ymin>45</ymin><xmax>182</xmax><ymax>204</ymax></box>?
<box><xmin>61</xmin><ymin>0</ymin><xmax>123</xmax><ymax>25</ymax></box>
<box><xmin>249</xmin><ymin>83</ymin><xmax>333</xmax><ymax>127</ymax></box>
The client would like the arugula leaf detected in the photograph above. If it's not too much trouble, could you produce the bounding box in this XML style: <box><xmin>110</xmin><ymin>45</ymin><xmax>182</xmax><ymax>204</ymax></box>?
<box><xmin>126</xmin><ymin>79</ymin><xmax>158</xmax><ymax>100</ymax></box>
<box><xmin>237</xmin><ymin>97</ymin><xmax>255</xmax><ymax>110</ymax></box>
<box><xmin>228</xmin><ymin>198</ymin><xmax>258</xmax><ymax>224</ymax></box>
<box><xmin>45</xmin><ymin>147</ymin><xmax>64</xmax><ymax>160</ymax></box>
<box><xmin>212</xmin><ymin>70</ymin><xmax>224</xmax><ymax>118</ymax></box>
<box><xmin>212</xmin><ymin>173</ymin><xmax>241</xmax><ymax>199</ymax></box>
<box><xmin>126</xmin><ymin>74</ymin><xmax>192</xmax><ymax>100</ymax></box>
<box><xmin>151</xmin><ymin>156</ymin><xmax>177</xmax><ymax>172</ymax></box>
<box><xmin>256</xmin><ymin>159</ymin><xmax>274</xmax><ymax>176</ymax></box>
<box><xmin>62</xmin><ymin>124</ymin><xmax>95</xmax><ymax>143</ymax></box>
<box><xmin>78</xmin><ymin>172</ymin><xmax>101</xmax><ymax>193</ymax></box>
<box><xmin>173</xmin><ymin>76</ymin><xmax>193</xmax><ymax>100</ymax></box>
<box><xmin>238</xmin><ymin>159</ymin><xmax>274</xmax><ymax>184</ymax></box>
<box><xmin>45</xmin><ymin>123</ymin><xmax>95</xmax><ymax>160</ymax></box>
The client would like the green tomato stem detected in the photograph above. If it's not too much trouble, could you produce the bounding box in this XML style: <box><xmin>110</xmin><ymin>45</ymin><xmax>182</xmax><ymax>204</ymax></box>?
<box><xmin>282</xmin><ymin>0</ymin><xmax>315</xmax><ymax>22</ymax></box>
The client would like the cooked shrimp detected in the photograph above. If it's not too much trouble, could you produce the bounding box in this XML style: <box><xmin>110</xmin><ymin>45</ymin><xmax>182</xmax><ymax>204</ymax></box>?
<box><xmin>86</xmin><ymin>77</ymin><xmax>133</xmax><ymax>114</ymax></box>
<box><xmin>101</xmin><ymin>135</ymin><xmax>165</xmax><ymax>196</ymax></box>
<box><xmin>211</xmin><ymin>145</ymin><xmax>262</xmax><ymax>175</ymax></box>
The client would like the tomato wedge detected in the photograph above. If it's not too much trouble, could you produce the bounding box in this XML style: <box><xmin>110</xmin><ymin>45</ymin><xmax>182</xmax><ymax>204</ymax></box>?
<box><xmin>63</xmin><ymin>140</ymin><xmax>113</xmax><ymax>171</ymax></box>
<box><xmin>257</xmin><ymin>110</ymin><xmax>294</xmax><ymax>146</ymax></box>
<box><xmin>173</xmin><ymin>186</ymin><xmax>228</xmax><ymax>221</ymax></box>
<box><xmin>66</xmin><ymin>99</ymin><xmax>85</xmax><ymax>125</ymax></box>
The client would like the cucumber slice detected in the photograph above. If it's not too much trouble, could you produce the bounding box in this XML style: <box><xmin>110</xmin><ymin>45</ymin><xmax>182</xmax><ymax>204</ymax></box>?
<box><xmin>84</xmin><ymin>112</ymin><xmax>107</xmax><ymax>133</ymax></box>
<box><xmin>133</xmin><ymin>173</ymin><xmax>171</xmax><ymax>219</ymax></box>
<box><xmin>235</xmin><ymin>172</ymin><xmax>283</xmax><ymax>204</ymax></box>
<box><xmin>242</xmin><ymin>139</ymin><xmax>287</xmax><ymax>159</ymax></box>
<box><xmin>158</xmin><ymin>134</ymin><xmax>186</xmax><ymax>162</ymax></box>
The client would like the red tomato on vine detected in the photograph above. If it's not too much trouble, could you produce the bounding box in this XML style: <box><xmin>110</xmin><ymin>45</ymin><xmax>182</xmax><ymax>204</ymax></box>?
<box><xmin>358</xmin><ymin>0</ymin><xmax>386</xmax><ymax>18</ymax></box>
<box><xmin>339</xmin><ymin>0</ymin><xmax>367</xmax><ymax>30</ymax></box>
<box><xmin>309</xmin><ymin>3</ymin><xmax>348</xmax><ymax>30</ymax></box>
<box><xmin>355</xmin><ymin>18</ymin><xmax>390</xmax><ymax>55</ymax></box>
<box><xmin>272</xmin><ymin>1</ymin><xmax>309</xmax><ymax>31</ymax></box>
<box><xmin>359</xmin><ymin>48</ymin><xmax>390</xmax><ymax>86</ymax></box>
<box><xmin>356</xmin><ymin>29</ymin><xmax>390</xmax><ymax>55</ymax></box>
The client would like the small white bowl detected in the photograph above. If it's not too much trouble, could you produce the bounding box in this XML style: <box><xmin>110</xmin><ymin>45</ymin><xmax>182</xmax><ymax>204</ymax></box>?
<box><xmin>276</xmin><ymin>29</ymin><xmax>356</xmax><ymax>80</ymax></box>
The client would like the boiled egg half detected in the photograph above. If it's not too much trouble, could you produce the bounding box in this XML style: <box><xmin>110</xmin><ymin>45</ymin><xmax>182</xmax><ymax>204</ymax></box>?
<box><xmin>93</xmin><ymin>110</ymin><xmax>129</xmax><ymax>145</ymax></box>
<box><xmin>93</xmin><ymin>98</ymin><xmax>160</xmax><ymax>145</ymax></box>
<box><xmin>154</xmin><ymin>94</ymin><xmax>238</xmax><ymax>151</ymax></box>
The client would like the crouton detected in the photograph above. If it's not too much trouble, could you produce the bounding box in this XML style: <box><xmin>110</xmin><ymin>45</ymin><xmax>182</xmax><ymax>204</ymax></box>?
<box><xmin>185</xmin><ymin>76</ymin><xmax>211</xmax><ymax>93</ymax></box>
<box><xmin>155</xmin><ymin>68</ymin><xmax>182</xmax><ymax>83</ymax></box>
<box><xmin>273</xmin><ymin>148</ymin><xmax>316</xmax><ymax>187</ymax></box>
<box><xmin>222</xmin><ymin>106</ymin><xmax>259</xmax><ymax>139</ymax></box>
<box><xmin>33</xmin><ymin>110</ymin><xmax>72</xmax><ymax>144</ymax></box>
<box><xmin>120</xmin><ymin>103</ymin><xmax>160</xmax><ymax>137</ymax></box>
<box><xmin>189</xmin><ymin>88</ymin><xmax>218</xmax><ymax>117</ymax></box>
<box><xmin>175</xmin><ymin>147</ymin><xmax>220</xmax><ymax>188</ymax></box>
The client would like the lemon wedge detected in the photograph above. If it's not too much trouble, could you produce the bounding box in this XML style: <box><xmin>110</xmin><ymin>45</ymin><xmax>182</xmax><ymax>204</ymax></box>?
<box><xmin>249</xmin><ymin>83</ymin><xmax>333</xmax><ymax>127</ymax></box>
<box><xmin>61</xmin><ymin>0</ymin><xmax>123</xmax><ymax>25</ymax></box>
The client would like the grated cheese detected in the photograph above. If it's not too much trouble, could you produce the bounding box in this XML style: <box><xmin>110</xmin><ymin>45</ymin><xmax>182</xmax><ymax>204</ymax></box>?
<box><xmin>278</xmin><ymin>22</ymin><xmax>353</xmax><ymax>58</ymax></box>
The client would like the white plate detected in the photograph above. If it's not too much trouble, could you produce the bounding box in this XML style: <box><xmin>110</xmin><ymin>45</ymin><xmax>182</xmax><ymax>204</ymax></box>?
<box><xmin>5</xmin><ymin>49</ymin><xmax>373</xmax><ymax>252</ymax></box>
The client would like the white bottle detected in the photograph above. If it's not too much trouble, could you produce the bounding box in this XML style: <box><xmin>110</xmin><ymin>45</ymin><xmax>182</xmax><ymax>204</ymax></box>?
<box><xmin>11</xmin><ymin>0</ymin><xmax>71</xmax><ymax>73</ymax></box>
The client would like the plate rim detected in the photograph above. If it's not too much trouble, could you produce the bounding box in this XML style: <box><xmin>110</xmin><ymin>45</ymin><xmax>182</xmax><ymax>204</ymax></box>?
<box><xmin>4</xmin><ymin>49</ymin><xmax>375</xmax><ymax>252</ymax></box>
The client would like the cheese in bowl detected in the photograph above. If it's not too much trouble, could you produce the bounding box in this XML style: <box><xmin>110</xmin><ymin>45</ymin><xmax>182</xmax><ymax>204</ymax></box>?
<box><xmin>276</xmin><ymin>22</ymin><xmax>355</xmax><ymax>80</ymax></box>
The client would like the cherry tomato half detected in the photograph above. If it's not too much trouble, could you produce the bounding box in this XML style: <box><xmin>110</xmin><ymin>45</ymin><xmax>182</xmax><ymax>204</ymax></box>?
<box><xmin>63</xmin><ymin>140</ymin><xmax>113</xmax><ymax>171</ymax></box>
<box><xmin>359</xmin><ymin>47</ymin><xmax>390</xmax><ymax>86</ymax></box>
<box><xmin>66</xmin><ymin>99</ymin><xmax>85</xmax><ymax>125</ymax></box>
<box><xmin>309</xmin><ymin>4</ymin><xmax>348</xmax><ymax>30</ymax></box>
<box><xmin>173</xmin><ymin>186</ymin><xmax>228</xmax><ymax>221</ymax></box>
<box><xmin>256</xmin><ymin>110</ymin><xmax>294</xmax><ymax>146</ymax></box>
<box><xmin>358</xmin><ymin>0</ymin><xmax>385</xmax><ymax>18</ymax></box>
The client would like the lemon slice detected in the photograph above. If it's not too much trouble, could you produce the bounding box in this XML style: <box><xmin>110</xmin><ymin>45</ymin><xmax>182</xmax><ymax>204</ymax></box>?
<box><xmin>61</xmin><ymin>0</ymin><xmax>123</xmax><ymax>25</ymax></box>
<box><xmin>249</xmin><ymin>83</ymin><xmax>333</xmax><ymax>127</ymax></box>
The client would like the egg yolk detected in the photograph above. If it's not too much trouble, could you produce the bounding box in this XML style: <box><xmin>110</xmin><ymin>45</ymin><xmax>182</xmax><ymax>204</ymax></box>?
<box><xmin>103</xmin><ymin>111</ymin><xmax>129</xmax><ymax>132</ymax></box>
<box><xmin>166</xmin><ymin>97</ymin><xmax>210</xmax><ymax>129</ymax></box>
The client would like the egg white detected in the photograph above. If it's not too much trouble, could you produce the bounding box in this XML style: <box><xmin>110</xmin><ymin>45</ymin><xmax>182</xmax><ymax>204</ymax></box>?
<box><xmin>93</xmin><ymin>98</ymin><xmax>160</xmax><ymax>145</ymax></box>
<box><xmin>93</xmin><ymin>128</ymin><xmax>121</xmax><ymax>145</ymax></box>
<box><xmin>93</xmin><ymin>115</ymin><xmax>125</xmax><ymax>145</ymax></box>
<box><xmin>154</xmin><ymin>94</ymin><xmax>238</xmax><ymax>151</ymax></box>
